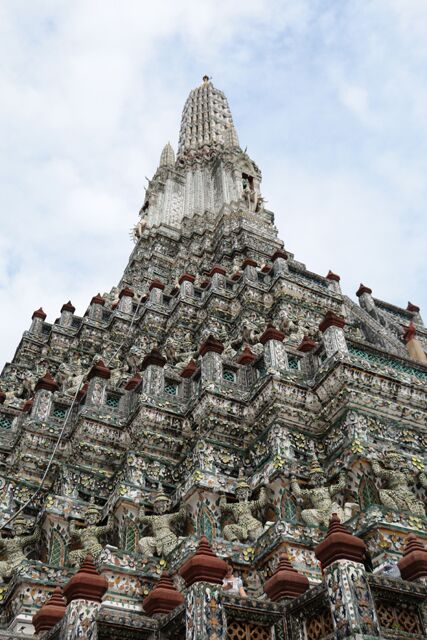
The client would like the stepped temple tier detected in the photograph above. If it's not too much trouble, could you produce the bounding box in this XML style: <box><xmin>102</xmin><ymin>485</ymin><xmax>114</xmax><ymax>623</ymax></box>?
<box><xmin>0</xmin><ymin>76</ymin><xmax>426</xmax><ymax>639</ymax></box>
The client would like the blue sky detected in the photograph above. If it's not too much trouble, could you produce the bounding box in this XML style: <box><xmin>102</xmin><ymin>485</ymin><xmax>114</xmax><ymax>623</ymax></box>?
<box><xmin>1</xmin><ymin>0</ymin><xmax>426</xmax><ymax>365</ymax></box>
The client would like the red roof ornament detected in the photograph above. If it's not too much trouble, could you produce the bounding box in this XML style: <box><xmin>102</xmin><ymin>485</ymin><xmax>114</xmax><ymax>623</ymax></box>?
<box><xmin>77</xmin><ymin>382</ymin><xmax>89</xmax><ymax>402</ymax></box>
<box><xmin>407</xmin><ymin>302</ymin><xmax>420</xmax><ymax>313</ymax></box>
<box><xmin>90</xmin><ymin>294</ymin><xmax>105</xmax><ymax>306</ymax></box>
<box><xmin>61</xmin><ymin>301</ymin><xmax>76</xmax><ymax>313</ymax></box>
<box><xmin>326</xmin><ymin>270</ymin><xmax>340</xmax><ymax>282</ymax></box>
<box><xmin>319</xmin><ymin>311</ymin><xmax>345</xmax><ymax>333</ymax></box>
<box><xmin>124</xmin><ymin>373</ymin><xmax>142</xmax><ymax>390</ymax></box>
<box><xmin>237</xmin><ymin>345</ymin><xmax>256</xmax><ymax>365</ymax></box>
<box><xmin>209</xmin><ymin>265</ymin><xmax>227</xmax><ymax>277</ymax></box>
<box><xmin>0</xmin><ymin>389</ymin><xmax>6</xmax><ymax>404</ymax></box>
<box><xmin>63</xmin><ymin>554</ymin><xmax>108</xmax><ymax>603</ymax></box>
<box><xmin>119</xmin><ymin>286</ymin><xmax>135</xmax><ymax>299</ymax></box>
<box><xmin>356</xmin><ymin>283</ymin><xmax>372</xmax><ymax>297</ymax></box>
<box><xmin>149</xmin><ymin>279</ymin><xmax>165</xmax><ymax>291</ymax></box>
<box><xmin>259</xmin><ymin>324</ymin><xmax>285</xmax><ymax>344</ymax></box>
<box><xmin>403</xmin><ymin>322</ymin><xmax>416</xmax><ymax>343</ymax></box>
<box><xmin>271</xmin><ymin>249</ymin><xmax>288</xmax><ymax>261</ymax></box>
<box><xmin>180</xmin><ymin>360</ymin><xmax>198</xmax><ymax>378</ymax></box>
<box><xmin>141</xmin><ymin>348</ymin><xmax>167</xmax><ymax>370</ymax></box>
<box><xmin>32</xmin><ymin>307</ymin><xmax>47</xmax><ymax>321</ymax></box>
<box><xmin>179</xmin><ymin>536</ymin><xmax>228</xmax><ymax>587</ymax></box>
<box><xmin>398</xmin><ymin>534</ymin><xmax>427</xmax><ymax>582</ymax></box>
<box><xmin>22</xmin><ymin>399</ymin><xmax>33</xmax><ymax>413</ymax></box>
<box><xmin>264</xmin><ymin>553</ymin><xmax>309</xmax><ymax>601</ymax></box>
<box><xmin>241</xmin><ymin>258</ymin><xmax>258</xmax><ymax>269</ymax></box>
<box><xmin>261</xmin><ymin>264</ymin><xmax>272</xmax><ymax>273</ymax></box>
<box><xmin>297</xmin><ymin>335</ymin><xmax>317</xmax><ymax>353</ymax></box>
<box><xmin>231</xmin><ymin>271</ymin><xmax>242</xmax><ymax>281</ymax></box>
<box><xmin>143</xmin><ymin>572</ymin><xmax>184</xmax><ymax>615</ymax></box>
<box><xmin>199</xmin><ymin>336</ymin><xmax>224</xmax><ymax>357</ymax></box>
<box><xmin>32</xmin><ymin>586</ymin><xmax>67</xmax><ymax>634</ymax></box>
<box><xmin>35</xmin><ymin>371</ymin><xmax>59</xmax><ymax>393</ymax></box>
<box><xmin>178</xmin><ymin>273</ymin><xmax>196</xmax><ymax>285</ymax></box>
<box><xmin>314</xmin><ymin>514</ymin><xmax>365</xmax><ymax>569</ymax></box>
<box><xmin>87</xmin><ymin>360</ymin><xmax>111</xmax><ymax>381</ymax></box>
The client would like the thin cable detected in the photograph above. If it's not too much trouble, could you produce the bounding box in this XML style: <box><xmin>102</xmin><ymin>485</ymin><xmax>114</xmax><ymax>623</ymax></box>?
<box><xmin>1</xmin><ymin>292</ymin><xmax>144</xmax><ymax>530</ymax></box>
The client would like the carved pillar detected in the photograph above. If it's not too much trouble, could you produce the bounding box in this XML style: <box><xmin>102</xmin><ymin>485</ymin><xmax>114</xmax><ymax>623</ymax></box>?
<box><xmin>356</xmin><ymin>283</ymin><xmax>375</xmax><ymax>314</ymax></box>
<box><xmin>325</xmin><ymin>270</ymin><xmax>341</xmax><ymax>294</ymax></box>
<box><xmin>403</xmin><ymin>322</ymin><xmax>427</xmax><ymax>364</ymax></box>
<box><xmin>179</xmin><ymin>537</ymin><xmax>228</xmax><ymax>640</ymax></box>
<box><xmin>315</xmin><ymin>515</ymin><xmax>381</xmax><ymax>639</ymax></box>
<box><xmin>141</xmin><ymin>349</ymin><xmax>166</xmax><ymax>395</ymax></box>
<box><xmin>89</xmin><ymin>294</ymin><xmax>105</xmax><ymax>322</ymax></box>
<box><xmin>241</xmin><ymin>258</ymin><xmax>258</xmax><ymax>282</ymax></box>
<box><xmin>199</xmin><ymin>336</ymin><xmax>224</xmax><ymax>387</ymax></box>
<box><xmin>59</xmin><ymin>554</ymin><xmax>108</xmax><ymax>640</ymax></box>
<box><xmin>260</xmin><ymin>325</ymin><xmax>288</xmax><ymax>371</ymax></box>
<box><xmin>407</xmin><ymin>302</ymin><xmax>424</xmax><ymax>326</ymax></box>
<box><xmin>179</xmin><ymin>273</ymin><xmax>195</xmax><ymax>298</ymax></box>
<box><xmin>297</xmin><ymin>335</ymin><xmax>318</xmax><ymax>376</ymax></box>
<box><xmin>149</xmin><ymin>279</ymin><xmax>165</xmax><ymax>304</ymax></box>
<box><xmin>86</xmin><ymin>360</ymin><xmax>111</xmax><ymax>407</ymax></box>
<box><xmin>271</xmin><ymin>249</ymin><xmax>289</xmax><ymax>276</ymax></box>
<box><xmin>118</xmin><ymin>286</ymin><xmax>134</xmax><ymax>314</ymax></box>
<box><xmin>319</xmin><ymin>311</ymin><xmax>348</xmax><ymax>357</ymax></box>
<box><xmin>60</xmin><ymin>301</ymin><xmax>75</xmax><ymax>328</ymax></box>
<box><xmin>32</xmin><ymin>371</ymin><xmax>59</xmax><ymax>421</ymax></box>
<box><xmin>30</xmin><ymin>307</ymin><xmax>46</xmax><ymax>336</ymax></box>
<box><xmin>209</xmin><ymin>265</ymin><xmax>227</xmax><ymax>290</ymax></box>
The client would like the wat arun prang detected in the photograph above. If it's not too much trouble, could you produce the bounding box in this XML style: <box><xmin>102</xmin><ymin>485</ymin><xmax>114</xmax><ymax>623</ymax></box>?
<box><xmin>0</xmin><ymin>76</ymin><xmax>426</xmax><ymax>639</ymax></box>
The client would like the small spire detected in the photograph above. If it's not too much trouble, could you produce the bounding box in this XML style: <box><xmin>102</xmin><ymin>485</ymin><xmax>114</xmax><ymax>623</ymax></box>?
<box><xmin>159</xmin><ymin>142</ymin><xmax>175</xmax><ymax>167</ymax></box>
<box><xmin>202</xmin><ymin>74</ymin><xmax>209</xmax><ymax>83</ymax></box>
<box><xmin>179</xmin><ymin>536</ymin><xmax>228</xmax><ymax>587</ymax></box>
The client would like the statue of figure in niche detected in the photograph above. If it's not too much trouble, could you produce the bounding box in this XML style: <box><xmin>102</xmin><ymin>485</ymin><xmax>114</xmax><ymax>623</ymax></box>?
<box><xmin>371</xmin><ymin>451</ymin><xmax>425</xmax><ymax>516</ymax></box>
<box><xmin>68</xmin><ymin>499</ymin><xmax>112</xmax><ymax>566</ymax></box>
<box><xmin>138</xmin><ymin>486</ymin><xmax>187</xmax><ymax>557</ymax></box>
<box><xmin>290</xmin><ymin>454</ymin><xmax>358</xmax><ymax>527</ymax></box>
<box><xmin>0</xmin><ymin>517</ymin><xmax>40</xmax><ymax>583</ymax></box>
<box><xmin>220</xmin><ymin>472</ymin><xmax>268</xmax><ymax>542</ymax></box>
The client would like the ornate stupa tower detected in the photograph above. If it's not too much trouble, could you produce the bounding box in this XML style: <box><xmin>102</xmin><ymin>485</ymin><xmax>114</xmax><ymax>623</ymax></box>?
<box><xmin>0</xmin><ymin>78</ymin><xmax>426</xmax><ymax>639</ymax></box>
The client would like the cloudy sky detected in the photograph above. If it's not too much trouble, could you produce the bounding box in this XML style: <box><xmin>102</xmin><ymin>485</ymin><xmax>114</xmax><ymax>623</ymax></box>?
<box><xmin>1</xmin><ymin>0</ymin><xmax>426</xmax><ymax>365</ymax></box>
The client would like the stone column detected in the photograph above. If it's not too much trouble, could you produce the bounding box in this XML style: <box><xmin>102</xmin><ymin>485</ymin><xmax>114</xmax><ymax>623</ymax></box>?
<box><xmin>179</xmin><ymin>537</ymin><xmax>228</xmax><ymax>640</ymax></box>
<box><xmin>60</xmin><ymin>554</ymin><xmax>108</xmax><ymax>640</ymax></box>
<box><xmin>241</xmin><ymin>258</ymin><xmax>258</xmax><ymax>282</ymax></box>
<box><xmin>260</xmin><ymin>325</ymin><xmax>288</xmax><ymax>371</ymax></box>
<box><xmin>89</xmin><ymin>294</ymin><xmax>105</xmax><ymax>322</ymax></box>
<box><xmin>118</xmin><ymin>286</ymin><xmax>134</xmax><ymax>314</ymax></box>
<box><xmin>209</xmin><ymin>265</ymin><xmax>227</xmax><ymax>290</ymax></box>
<box><xmin>315</xmin><ymin>515</ymin><xmax>381</xmax><ymax>639</ymax></box>
<box><xmin>356</xmin><ymin>283</ymin><xmax>376</xmax><ymax>314</ymax></box>
<box><xmin>32</xmin><ymin>371</ymin><xmax>59</xmax><ymax>421</ymax></box>
<box><xmin>86</xmin><ymin>360</ymin><xmax>111</xmax><ymax>407</ymax></box>
<box><xmin>325</xmin><ymin>270</ymin><xmax>341</xmax><ymax>294</ymax></box>
<box><xmin>271</xmin><ymin>249</ymin><xmax>288</xmax><ymax>276</ymax></box>
<box><xmin>403</xmin><ymin>322</ymin><xmax>427</xmax><ymax>364</ymax></box>
<box><xmin>60</xmin><ymin>301</ymin><xmax>76</xmax><ymax>328</ymax></box>
<box><xmin>199</xmin><ymin>336</ymin><xmax>224</xmax><ymax>387</ymax></box>
<box><xmin>149</xmin><ymin>279</ymin><xmax>165</xmax><ymax>304</ymax></box>
<box><xmin>141</xmin><ymin>348</ymin><xmax>167</xmax><ymax>395</ymax></box>
<box><xmin>179</xmin><ymin>273</ymin><xmax>196</xmax><ymax>298</ymax></box>
<box><xmin>319</xmin><ymin>311</ymin><xmax>348</xmax><ymax>357</ymax></box>
<box><xmin>30</xmin><ymin>308</ymin><xmax>47</xmax><ymax>336</ymax></box>
<box><xmin>407</xmin><ymin>302</ymin><xmax>424</xmax><ymax>326</ymax></box>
